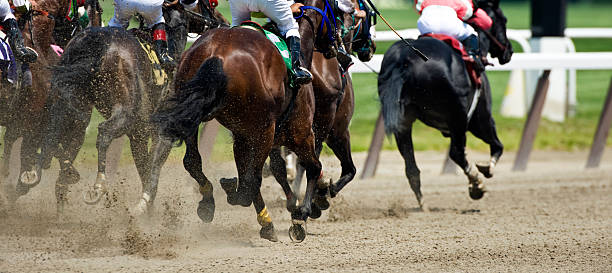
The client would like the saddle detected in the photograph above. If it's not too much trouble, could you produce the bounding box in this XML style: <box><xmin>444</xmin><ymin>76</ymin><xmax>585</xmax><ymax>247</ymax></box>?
<box><xmin>129</xmin><ymin>29</ymin><xmax>168</xmax><ymax>86</ymax></box>
<box><xmin>420</xmin><ymin>33</ymin><xmax>482</xmax><ymax>89</ymax></box>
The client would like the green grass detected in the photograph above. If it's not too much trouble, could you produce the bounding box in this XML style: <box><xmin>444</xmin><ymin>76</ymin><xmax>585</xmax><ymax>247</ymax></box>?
<box><xmin>38</xmin><ymin>1</ymin><xmax>612</xmax><ymax>164</ymax></box>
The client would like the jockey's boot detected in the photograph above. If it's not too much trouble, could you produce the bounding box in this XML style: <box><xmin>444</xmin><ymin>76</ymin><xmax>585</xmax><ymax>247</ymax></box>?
<box><xmin>152</xmin><ymin>23</ymin><xmax>177</xmax><ymax>71</ymax></box>
<box><xmin>463</xmin><ymin>34</ymin><xmax>485</xmax><ymax>73</ymax></box>
<box><xmin>5</xmin><ymin>19</ymin><xmax>38</xmax><ymax>63</ymax></box>
<box><xmin>335</xmin><ymin>30</ymin><xmax>353</xmax><ymax>70</ymax></box>
<box><xmin>287</xmin><ymin>36</ymin><xmax>312</xmax><ymax>85</ymax></box>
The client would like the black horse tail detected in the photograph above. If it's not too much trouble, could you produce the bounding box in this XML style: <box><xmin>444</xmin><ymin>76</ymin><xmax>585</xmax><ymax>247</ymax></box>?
<box><xmin>153</xmin><ymin>56</ymin><xmax>227</xmax><ymax>142</ymax></box>
<box><xmin>378</xmin><ymin>48</ymin><xmax>407</xmax><ymax>135</ymax></box>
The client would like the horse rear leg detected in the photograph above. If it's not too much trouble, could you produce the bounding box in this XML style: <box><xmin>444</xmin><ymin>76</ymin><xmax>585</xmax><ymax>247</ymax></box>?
<box><xmin>127</xmin><ymin>130</ymin><xmax>152</xmax><ymax>215</ymax></box>
<box><xmin>182</xmin><ymin>133</ymin><xmax>216</xmax><ymax>223</ymax></box>
<box><xmin>134</xmin><ymin>134</ymin><xmax>172</xmax><ymax>216</ymax></box>
<box><xmin>54</xmin><ymin>115</ymin><xmax>90</xmax><ymax>214</ymax></box>
<box><xmin>0</xmin><ymin>127</ymin><xmax>17</xmax><ymax>178</ymax></box>
<box><xmin>220</xmin><ymin>131</ymin><xmax>272</xmax><ymax>207</ymax></box>
<box><xmin>394</xmin><ymin>127</ymin><xmax>424</xmax><ymax>209</ymax></box>
<box><xmin>83</xmin><ymin>106</ymin><xmax>130</xmax><ymax>205</ymax></box>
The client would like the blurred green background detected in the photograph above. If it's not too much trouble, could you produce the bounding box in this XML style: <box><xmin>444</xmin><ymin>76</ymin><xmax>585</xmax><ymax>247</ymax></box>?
<box><xmin>78</xmin><ymin>0</ymin><xmax>612</xmax><ymax>163</ymax></box>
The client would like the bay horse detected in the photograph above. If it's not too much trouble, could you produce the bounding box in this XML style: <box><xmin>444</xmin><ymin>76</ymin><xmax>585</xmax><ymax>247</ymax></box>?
<box><xmin>0</xmin><ymin>0</ymin><xmax>101</xmax><ymax>196</ymax></box>
<box><xmin>153</xmin><ymin>26</ymin><xmax>323</xmax><ymax>242</ymax></box>
<box><xmin>19</xmin><ymin>2</ymin><xmax>220</xmax><ymax>214</ymax></box>
<box><xmin>378</xmin><ymin>0</ymin><xmax>513</xmax><ymax>208</ymax></box>
<box><xmin>268</xmin><ymin>0</ymin><xmax>376</xmax><ymax>223</ymax></box>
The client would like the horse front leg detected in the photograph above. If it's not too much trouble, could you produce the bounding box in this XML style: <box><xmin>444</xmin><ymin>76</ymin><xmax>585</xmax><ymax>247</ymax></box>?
<box><xmin>182</xmin><ymin>133</ymin><xmax>216</xmax><ymax>223</ymax></box>
<box><xmin>83</xmin><ymin>106</ymin><xmax>130</xmax><ymax>205</ymax></box>
<box><xmin>268</xmin><ymin>147</ymin><xmax>298</xmax><ymax>213</ymax></box>
<box><xmin>253</xmin><ymin>191</ymin><xmax>278</xmax><ymax>242</ymax></box>
<box><xmin>448</xmin><ymin>130</ymin><xmax>486</xmax><ymax>200</ymax></box>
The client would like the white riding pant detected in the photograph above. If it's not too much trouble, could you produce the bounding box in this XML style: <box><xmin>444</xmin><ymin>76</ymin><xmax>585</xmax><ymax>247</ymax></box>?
<box><xmin>229</xmin><ymin>0</ymin><xmax>300</xmax><ymax>38</ymax></box>
<box><xmin>0</xmin><ymin>0</ymin><xmax>16</xmax><ymax>22</ymax></box>
<box><xmin>337</xmin><ymin>0</ymin><xmax>355</xmax><ymax>14</ymax></box>
<box><xmin>108</xmin><ymin>0</ymin><xmax>165</xmax><ymax>29</ymax></box>
<box><xmin>417</xmin><ymin>5</ymin><xmax>476</xmax><ymax>41</ymax></box>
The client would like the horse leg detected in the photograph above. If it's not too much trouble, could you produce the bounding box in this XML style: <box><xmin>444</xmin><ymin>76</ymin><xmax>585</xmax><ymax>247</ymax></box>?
<box><xmin>394</xmin><ymin>126</ymin><xmax>424</xmax><ymax>209</ymax></box>
<box><xmin>54</xmin><ymin>115</ymin><xmax>90</xmax><ymax>215</ymax></box>
<box><xmin>448</xmin><ymin>129</ymin><xmax>486</xmax><ymax>200</ymax></box>
<box><xmin>326</xmin><ymin>130</ymin><xmax>356</xmax><ymax>199</ymax></box>
<box><xmin>83</xmin><ymin>106</ymin><xmax>130</xmax><ymax>205</ymax></box>
<box><xmin>0</xmin><ymin>126</ymin><xmax>17</xmax><ymax>178</ymax></box>
<box><xmin>220</xmin><ymin>131</ymin><xmax>272</xmax><ymax>207</ymax></box>
<box><xmin>253</xmin><ymin>191</ymin><xmax>278</xmax><ymax>242</ymax></box>
<box><xmin>268</xmin><ymin>147</ymin><xmax>298</xmax><ymax>213</ymax></box>
<box><xmin>182</xmin><ymin>133</ymin><xmax>216</xmax><ymax>223</ymax></box>
<box><xmin>127</xmin><ymin>130</ymin><xmax>152</xmax><ymax>215</ymax></box>
<box><xmin>469</xmin><ymin>96</ymin><xmax>503</xmax><ymax>179</ymax></box>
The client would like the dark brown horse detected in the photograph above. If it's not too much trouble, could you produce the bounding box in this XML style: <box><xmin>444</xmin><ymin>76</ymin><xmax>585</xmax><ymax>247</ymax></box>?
<box><xmin>267</xmin><ymin>0</ymin><xmax>375</xmax><ymax>224</ymax></box>
<box><xmin>0</xmin><ymin>0</ymin><xmax>101</xmax><ymax>197</ymax></box>
<box><xmin>153</xmin><ymin>26</ymin><xmax>323</xmax><ymax>242</ymax></box>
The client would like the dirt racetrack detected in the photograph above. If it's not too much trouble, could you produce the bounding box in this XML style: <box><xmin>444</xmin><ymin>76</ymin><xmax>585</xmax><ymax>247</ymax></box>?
<box><xmin>0</xmin><ymin>148</ymin><xmax>611</xmax><ymax>272</ymax></box>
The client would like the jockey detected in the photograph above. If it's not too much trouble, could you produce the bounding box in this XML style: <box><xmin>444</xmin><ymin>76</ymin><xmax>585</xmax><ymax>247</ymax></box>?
<box><xmin>335</xmin><ymin>0</ymin><xmax>366</xmax><ymax>70</ymax></box>
<box><xmin>108</xmin><ymin>0</ymin><xmax>198</xmax><ymax>71</ymax></box>
<box><xmin>414</xmin><ymin>0</ymin><xmax>492</xmax><ymax>72</ymax></box>
<box><xmin>0</xmin><ymin>0</ymin><xmax>38</xmax><ymax>63</ymax></box>
<box><xmin>229</xmin><ymin>0</ymin><xmax>312</xmax><ymax>85</ymax></box>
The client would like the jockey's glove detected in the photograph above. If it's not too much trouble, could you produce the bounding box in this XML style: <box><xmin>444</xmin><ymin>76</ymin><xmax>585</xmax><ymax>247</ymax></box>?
<box><xmin>13</xmin><ymin>0</ymin><xmax>32</xmax><ymax>14</ymax></box>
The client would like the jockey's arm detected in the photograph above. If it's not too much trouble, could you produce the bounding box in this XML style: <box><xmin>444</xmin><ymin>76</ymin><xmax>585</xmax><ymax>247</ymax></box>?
<box><xmin>467</xmin><ymin>8</ymin><xmax>492</xmax><ymax>31</ymax></box>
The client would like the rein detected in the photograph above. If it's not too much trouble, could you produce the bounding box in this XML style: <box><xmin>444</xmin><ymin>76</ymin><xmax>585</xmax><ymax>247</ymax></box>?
<box><xmin>294</xmin><ymin>0</ymin><xmax>337</xmax><ymax>43</ymax></box>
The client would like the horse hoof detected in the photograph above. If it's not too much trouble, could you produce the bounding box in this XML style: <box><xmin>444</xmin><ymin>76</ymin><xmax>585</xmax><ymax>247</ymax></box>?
<box><xmin>309</xmin><ymin>205</ymin><xmax>322</xmax><ymax>219</ymax></box>
<box><xmin>219</xmin><ymin>177</ymin><xmax>237</xmax><ymax>194</ymax></box>
<box><xmin>19</xmin><ymin>170</ymin><xmax>39</xmax><ymax>186</ymax></box>
<box><xmin>313</xmin><ymin>195</ymin><xmax>330</xmax><ymax>211</ymax></box>
<box><xmin>197</xmin><ymin>195</ymin><xmax>215</xmax><ymax>223</ymax></box>
<box><xmin>476</xmin><ymin>162</ymin><xmax>493</xmax><ymax>178</ymax></box>
<box><xmin>288</xmin><ymin>220</ymin><xmax>306</xmax><ymax>243</ymax></box>
<box><xmin>60</xmin><ymin>166</ymin><xmax>80</xmax><ymax>184</ymax></box>
<box><xmin>469</xmin><ymin>185</ymin><xmax>486</xmax><ymax>200</ymax></box>
<box><xmin>82</xmin><ymin>184</ymin><xmax>107</xmax><ymax>205</ymax></box>
<box><xmin>130</xmin><ymin>198</ymin><xmax>149</xmax><ymax>217</ymax></box>
<box><xmin>259</xmin><ymin>223</ymin><xmax>278</xmax><ymax>242</ymax></box>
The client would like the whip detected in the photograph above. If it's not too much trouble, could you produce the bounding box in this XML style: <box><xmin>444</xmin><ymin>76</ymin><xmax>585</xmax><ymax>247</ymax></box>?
<box><xmin>363</xmin><ymin>0</ymin><xmax>428</xmax><ymax>61</ymax></box>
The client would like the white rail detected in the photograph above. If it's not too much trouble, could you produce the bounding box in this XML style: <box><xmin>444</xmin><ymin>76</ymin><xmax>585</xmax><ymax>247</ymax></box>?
<box><xmin>350</xmin><ymin>52</ymin><xmax>612</xmax><ymax>73</ymax></box>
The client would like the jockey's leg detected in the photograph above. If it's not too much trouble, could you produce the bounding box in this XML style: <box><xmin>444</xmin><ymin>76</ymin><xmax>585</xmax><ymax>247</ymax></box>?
<box><xmin>3</xmin><ymin>18</ymin><xmax>37</xmax><ymax>63</ymax></box>
<box><xmin>461</xmin><ymin>34</ymin><xmax>485</xmax><ymax>73</ymax></box>
<box><xmin>335</xmin><ymin>0</ymin><xmax>355</xmax><ymax>70</ymax></box>
<box><xmin>135</xmin><ymin>0</ymin><xmax>176</xmax><ymax>71</ymax></box>
<box><xmin>260</xmin><ymin>0</ymin><xmax>312</xmax><ymax>85</ymax></box>
<box><xmin>151</xmin><ymin>23</ymin><xmax>177</xmax><ymax>71</ymax></box>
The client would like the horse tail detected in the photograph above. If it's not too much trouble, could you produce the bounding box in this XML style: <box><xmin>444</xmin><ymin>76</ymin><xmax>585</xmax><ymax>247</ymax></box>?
<box><xmin>378</xmin><ymin>45</ymin><xmax>407</xmax><ymax>135</ymax></box>
<box><xmin>153</xmin><ymin>56</ymin><xmax>227</xmax><ymax>142</ymax></box>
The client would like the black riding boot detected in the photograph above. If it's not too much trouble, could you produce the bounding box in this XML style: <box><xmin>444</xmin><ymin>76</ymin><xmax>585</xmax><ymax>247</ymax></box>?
<box><xmin>463</xmin><ymin>34</ymin><xmax>485</xmax><ymax>73</ymax></box>
<box><xmin>335</xmin><ymin>30</ymin><xmax>353</xmax><ymax>70</ymax></box>
<box><xmin>287</xmin><ymin>36</ymin><xmax>312</xmax><ymax>85</ymax></box>
<box><xmin>152</xmin><ymin>23</ymin><xmax>177</xmax><ymax>71</ymax></box>
<box><xmin>4</xmin><ymin>19</ymin><xmax>37</xmax><ymax>63</ymax></box>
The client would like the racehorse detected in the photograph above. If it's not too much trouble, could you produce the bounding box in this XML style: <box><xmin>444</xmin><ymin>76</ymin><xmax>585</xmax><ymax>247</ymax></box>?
<box><xmin>268</xmin><ymin>0</ymin><xmax>376</xmax><ymax>222</ymax></box>
<box><xmin>19</xmin><ymin>2</ymin><xmax>221</xmax><ymax>214</ymax></box>
<box><xmin>152</xmin><ymin>24</ymin><xmax>325</xmax><ymax>242</ymax></box>
<box><xmin>0</xmin><ymin>0</ymin><xmax>101</xmax><ymax>195</ymax></box>
<box><xmin>378</xmin><ymin>0</ymin><xmax>513</xmax><ymax>208</ymax></box>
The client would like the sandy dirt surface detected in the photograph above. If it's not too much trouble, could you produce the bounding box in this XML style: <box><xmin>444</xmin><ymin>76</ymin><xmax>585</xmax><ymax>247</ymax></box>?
<box><xmin>0</xmin><ymin>148</ymin><xmax>611</xmax><ymax>272</ymax></box>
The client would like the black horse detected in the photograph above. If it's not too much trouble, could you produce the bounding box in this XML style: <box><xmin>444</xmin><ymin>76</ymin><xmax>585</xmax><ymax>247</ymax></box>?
<box><xmin>378</xmin><ymin>0</ymin><xmax>513</xmax><ymax>208</ymax></box>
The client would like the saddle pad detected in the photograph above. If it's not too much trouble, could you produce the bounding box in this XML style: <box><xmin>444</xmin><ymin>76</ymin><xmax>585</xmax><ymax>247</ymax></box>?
<box><xmin>238</xmin><ymin>21</ymin><xmax>292</xmax><ymax>71</ymax></box>
<box><xmin>136</xmin><ymin>38</ymin><xmax>167</xmax><ymax>86</ymax></box>
<box><xmin>420</xmin><ymin>33</ymin><xmax>481</xmax><ymax>88</ymax></box>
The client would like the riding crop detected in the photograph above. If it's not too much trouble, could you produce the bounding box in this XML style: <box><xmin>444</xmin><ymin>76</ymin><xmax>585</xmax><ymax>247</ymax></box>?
<box><xmin>363</xmin><ymin>0</ymin><xmax>428</xmax><ymax>61</ymax></box>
